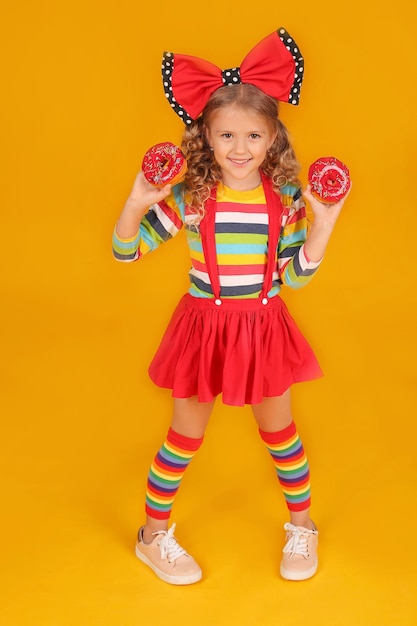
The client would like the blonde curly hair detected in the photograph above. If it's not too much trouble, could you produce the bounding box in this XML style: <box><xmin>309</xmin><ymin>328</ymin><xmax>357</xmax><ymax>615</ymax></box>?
<box><xmin>180</xmin><ymin>83</ymin><xmax>301</xmax><ymax>220</ymax></box>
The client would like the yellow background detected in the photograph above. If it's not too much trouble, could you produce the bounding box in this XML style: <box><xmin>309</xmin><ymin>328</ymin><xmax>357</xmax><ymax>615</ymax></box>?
<box><xmin>1</xmin><ymin>1</ymin><xmax>417</xmax><ymax>624</ymax></box>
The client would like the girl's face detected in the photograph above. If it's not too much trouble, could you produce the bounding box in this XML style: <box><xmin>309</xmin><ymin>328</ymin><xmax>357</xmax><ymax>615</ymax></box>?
<box><xmin>205</xmin><ymin>104</ymin><xmax>276</xmax><ymax>191</ymax></box>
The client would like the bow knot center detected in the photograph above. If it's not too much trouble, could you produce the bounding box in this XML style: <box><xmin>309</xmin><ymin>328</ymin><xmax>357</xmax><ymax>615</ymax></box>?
<box><xmin>222</xmin><ymin>67</ymin><xmax>241</xmax><ymax>86</ymax></box>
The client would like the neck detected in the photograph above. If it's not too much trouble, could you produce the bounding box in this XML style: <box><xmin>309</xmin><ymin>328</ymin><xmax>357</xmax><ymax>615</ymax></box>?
<box><xmin>221</xmin><ymin>172</ymin><xmax>263</xmax><ymax>191</ymax></box>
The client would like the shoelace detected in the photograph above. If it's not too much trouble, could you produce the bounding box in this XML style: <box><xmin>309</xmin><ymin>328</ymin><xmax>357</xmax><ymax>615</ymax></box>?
<box><xmin>282</xmin><ymin>523</ymin><xmax>316</xmax><ymax>559</ymax></box>
<box><xmin>153</xmin><ymin>524</ymin><xmax>187</xmax><ymax>564</ymax></box>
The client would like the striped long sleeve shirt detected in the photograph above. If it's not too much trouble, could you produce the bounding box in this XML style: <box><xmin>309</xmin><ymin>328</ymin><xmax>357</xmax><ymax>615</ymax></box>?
<box><xmin>112</xmin><ymin>182</ymin><xmax>322</xmax><ymax>299</ymax></box>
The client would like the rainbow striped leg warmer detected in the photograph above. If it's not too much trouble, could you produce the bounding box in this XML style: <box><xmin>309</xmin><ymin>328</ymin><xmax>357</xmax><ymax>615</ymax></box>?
<box><xmin>259</xmin><ymin>421</ymin><xmax>311</xmax><ymax>512</ymax></box>
<box><xmin>145</xmin><ymin>427</ymin><xmax>204</xmax><ymax>520</ymax></box>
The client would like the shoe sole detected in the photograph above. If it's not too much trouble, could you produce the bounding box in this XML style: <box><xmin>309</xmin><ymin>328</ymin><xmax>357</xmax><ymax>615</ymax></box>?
<box><xmin>135</xmin><ymin>544</ymin><xmax>202</xmax><ymax>585</ymax></box>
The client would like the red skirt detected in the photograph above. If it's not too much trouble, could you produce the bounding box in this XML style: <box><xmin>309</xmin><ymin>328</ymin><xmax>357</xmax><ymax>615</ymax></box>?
<box><xmin>148</xmin><ymin>294</ymin><xmax>323</xmax><ymax>407</ymax></box>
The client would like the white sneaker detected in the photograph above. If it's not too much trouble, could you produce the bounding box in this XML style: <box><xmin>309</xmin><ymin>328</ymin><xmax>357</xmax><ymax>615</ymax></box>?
<box><xmin>280</xmin><ymin>522</ymin><xmax>319</xmax><ymax>581</ymax></box>
<box><xmin>135</xmin><ymin>523</ymin><xmax>202</xmax><ymax>585</ymax></box>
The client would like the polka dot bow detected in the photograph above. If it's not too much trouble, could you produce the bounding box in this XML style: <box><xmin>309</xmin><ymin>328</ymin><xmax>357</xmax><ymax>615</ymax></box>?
<box><xmin>162</xmin><ymin>28</ymin><xmax>304</xmax><ymax>125</ymax></box>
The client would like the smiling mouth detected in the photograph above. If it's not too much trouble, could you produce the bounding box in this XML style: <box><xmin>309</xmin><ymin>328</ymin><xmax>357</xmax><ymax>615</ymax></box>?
<box><xmin>229</xmin><ymin>158</ymin><xmax>252</xmax><ymax>166</ymax></box>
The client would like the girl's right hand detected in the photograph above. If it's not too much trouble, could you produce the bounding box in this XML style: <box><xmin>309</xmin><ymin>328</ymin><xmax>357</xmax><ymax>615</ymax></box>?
<box><xmin>115</xmin><ymin>172</ymin><xmax>172</xmax><ymax>239</ymax></box>
<box><xmin>127</xmin><ymin>171</ymin><xmax>172</xmax><ymax>214</ymax></box>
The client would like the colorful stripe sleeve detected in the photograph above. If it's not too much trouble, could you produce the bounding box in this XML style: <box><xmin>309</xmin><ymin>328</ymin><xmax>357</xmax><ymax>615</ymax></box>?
<box><xmin>112</xmin><ymin>185</ymin><xmax>185</xmax><ymax>262</ymax></box>
<box><xmin>278</xmin><ymin>185</ymin><xmax>322</xmax><ymax>289</ymax></box>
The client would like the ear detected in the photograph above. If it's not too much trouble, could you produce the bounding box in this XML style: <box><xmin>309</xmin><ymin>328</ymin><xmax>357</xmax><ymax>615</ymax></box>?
<box><xmin>204</xmin><ymin>126</ymin><xmax>213</xmax><ymax>148</ymax></box>
<box><xmin>268</xmin><ymin>131</ymin><xmax>278</xmax><ymax>150</ymax></box>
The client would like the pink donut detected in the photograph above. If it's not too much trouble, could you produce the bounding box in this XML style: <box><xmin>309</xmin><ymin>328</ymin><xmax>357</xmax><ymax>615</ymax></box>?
<box><xmin>142</xmin><ymin>142</ymin><xmax>187</xmax><ymax>188</ymax></box>
<box><xmin>308</xmin><ymin>156</ymin><xmax>351</xmax><ymax>204</ymax></box>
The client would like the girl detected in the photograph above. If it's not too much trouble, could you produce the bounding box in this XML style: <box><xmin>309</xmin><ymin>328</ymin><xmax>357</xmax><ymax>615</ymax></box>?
<box><xmin>112</xmin><ymin>28</ymin><xmax>349</xmax><ymax>585</ymax></box>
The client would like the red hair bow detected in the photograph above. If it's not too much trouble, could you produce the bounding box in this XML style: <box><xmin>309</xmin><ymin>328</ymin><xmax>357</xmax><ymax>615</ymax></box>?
<box><xmin>162</xmin><ymin>28</ymin><xmax>304</xmax><ymax>125</ymax></box>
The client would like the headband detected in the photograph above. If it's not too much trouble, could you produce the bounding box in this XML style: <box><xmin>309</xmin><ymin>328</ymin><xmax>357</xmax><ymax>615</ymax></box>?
<box><xmin>162</xmin><ymin>27</ymin><xmax>304</xmax><ymax>125</ymax></box>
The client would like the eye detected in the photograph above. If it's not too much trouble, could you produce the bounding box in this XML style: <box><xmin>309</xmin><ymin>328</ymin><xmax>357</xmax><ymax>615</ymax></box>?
<box><xmin>249</xmin><ymin>133</ymin><xmax>261</xmax><ymax>140</ymax></box>
<box><xmin>221</xmin><ymin>133</ymin><xmax>233</xmax><ymax>139</ymax></box>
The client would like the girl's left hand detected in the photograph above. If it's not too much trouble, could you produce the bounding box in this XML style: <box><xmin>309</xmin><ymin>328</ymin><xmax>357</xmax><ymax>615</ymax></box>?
<box><xmin>303</xmin><ymin>184</ymin><xmax>351</xmax><ymax>227</ymax></box>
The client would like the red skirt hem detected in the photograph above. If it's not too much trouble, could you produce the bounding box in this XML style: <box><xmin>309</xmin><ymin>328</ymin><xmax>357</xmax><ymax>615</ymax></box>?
<box><xmin>148</xmin><ymin>294</ymin><xmax>323</xmax><ymax>407</ymax></box>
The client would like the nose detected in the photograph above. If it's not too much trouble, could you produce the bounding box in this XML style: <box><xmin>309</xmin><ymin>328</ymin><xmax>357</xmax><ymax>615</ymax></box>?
<box><xmin>233</xmin><ymin>136</ymin><xmax>247</xmax><ymax>154</ymax></box>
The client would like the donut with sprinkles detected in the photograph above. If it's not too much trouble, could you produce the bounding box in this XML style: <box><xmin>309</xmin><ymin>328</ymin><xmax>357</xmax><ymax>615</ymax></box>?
<box><xmin>308</xmin><ymin>157</ymin><xmax>351</xmax><ymax>204</ymax></box>
<box><xmin>142</xmin><ymin>142</ymin><xmax>187</xmax><ymax>188</ymax></box>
